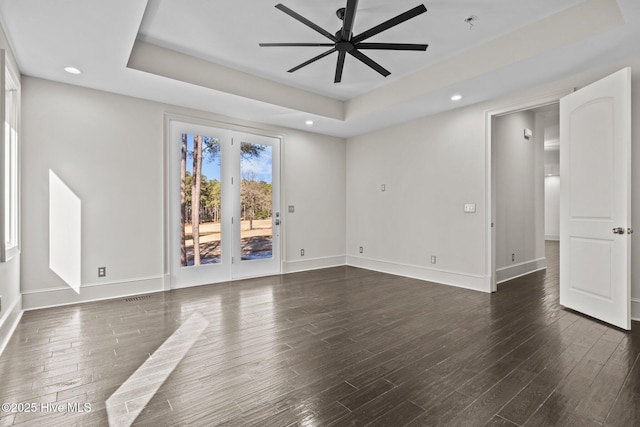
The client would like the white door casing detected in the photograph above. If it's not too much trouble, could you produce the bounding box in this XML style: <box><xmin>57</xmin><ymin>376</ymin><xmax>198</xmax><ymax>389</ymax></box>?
<box><xmin>559</xmin><ymin>67</ymin><xmax>631</xmax><ymax>330</ymax></box>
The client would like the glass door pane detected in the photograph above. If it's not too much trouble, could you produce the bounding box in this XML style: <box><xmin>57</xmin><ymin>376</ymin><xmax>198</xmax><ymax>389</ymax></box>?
<box><xmin>182</xmin><ymin>133</ymin><xmax>222</xmax><ymax>266</ymax></box>
<box><xmin>232</xmin><ymin>133</ymin><xmax>280</xmax><ymax>279</ymax></box>
<box><xmin>169</xmin><ymin>121</ymin><xmax>231</xmax><ymax>288</ymax></box>
<box><xmin>240</xmin><ymin>142</ymin><xmax>273</xmax><ymax>261</ymax></box>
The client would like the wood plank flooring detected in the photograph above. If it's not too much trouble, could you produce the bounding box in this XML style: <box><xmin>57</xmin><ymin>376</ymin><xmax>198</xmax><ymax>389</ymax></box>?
<box><xmin>1</xmin><ymin>241</ymin><xmax>639</xmax><ymax>426</ymax></box>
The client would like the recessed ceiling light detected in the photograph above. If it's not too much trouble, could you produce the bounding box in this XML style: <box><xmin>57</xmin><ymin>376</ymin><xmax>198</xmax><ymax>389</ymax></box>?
<box><xmin>451</xmin><ymin>94</ymin><xmax>462</xmax><ymax>101</ymax></box>
<box><xmin>305</xmin><ymin>120</ymin><xmax>314</xmax><ymax>126</ymax></box>
<box><xmin>64</xmin><ymin>66</ymin><xmax>82</xmax><ymax>75</ymax></box>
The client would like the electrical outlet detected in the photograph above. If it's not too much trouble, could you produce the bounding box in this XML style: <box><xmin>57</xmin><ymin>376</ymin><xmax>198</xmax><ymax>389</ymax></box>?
<box><xmin>300</xmin><ymin>249</ymin><xmax>305</xmax><ymax>256</ymax></box>
<box><xmin>381</xmin><ymin>184</ymin><xmax>386</xmax><ymax>192</ymax></box>
<box><xmin>511</xmin><ymin>253</ymin><xmax>515</xmax><ymax>262</ymax></box>
<box><xmin>359</xmin><ymin>246</ymin><xmax>363</xmax><ymax>254</ymax></box>
<box><xmin>288</xmin><ymin>205</ymin><xmax>295</xmax><ymax>213</ymax></box>
<box><xmin>431</xmin><ymin>256</ymin><xmax>436</xmax><ymax>264</ymax></box>
<box><xmin>98</xmin><ymin>267</ymin><xmax>106</xmax><ymax>277</ymax></box>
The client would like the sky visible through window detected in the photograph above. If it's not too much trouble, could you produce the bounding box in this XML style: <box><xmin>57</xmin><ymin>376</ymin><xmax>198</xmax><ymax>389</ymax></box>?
<box><xmin>184</xmin><ymin>134</ymin><xmax>272</xmax><ymax>183</ymax></box>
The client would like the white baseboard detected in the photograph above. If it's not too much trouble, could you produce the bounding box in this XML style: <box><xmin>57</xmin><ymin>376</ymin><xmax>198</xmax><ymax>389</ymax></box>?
<box><xmin>0</xmin><ymin>295</ymin><xmax>23</xmax><ymax>357</ymax></box>
<box><xmin>496</xmin><ymin>258</ymin><xmax>547</xmax><ymax>284</ymax></box>
<box><xmin>285</xmin><ymin>255</ymin><xmax>346</xmax><ymax>274</ymax></box>
<box><xmin>22</xmin><ymin>276</ymin><xmax>164</xmax><ymax>311</ymax></box>
<box><xmin>545</xmin><ymin>235</ymin><xmax>560</xmax><ymax>241</ymax></box>
<box><xmin>346</xmin><ymin>255</ymin><xmax>489</xmax><ymax>293</ymax></box>
<box><xmin>632</xmin><ymin>298</ymin><xmax>640</xmax><ymax>322</ymax></box>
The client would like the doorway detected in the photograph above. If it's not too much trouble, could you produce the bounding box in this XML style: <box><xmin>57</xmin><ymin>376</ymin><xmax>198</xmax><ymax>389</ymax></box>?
<box><xmin>487</xmin><ymin>91</ymin><xmax>570</xmax><ymax>292</ymax></box>
<box><xmin>489</xmin><ymin>69</ymin><xmax>632</xmax><ymax>330</ymax></box>
<box><xmin>541</xmin><ymin>106</ymin><xmax>560</xmax><ymax>243</ymax></box>
<box><xmin>167</xmin><ymin>119</ymin><xmax>281</xmax><ymax>288</ymax></box>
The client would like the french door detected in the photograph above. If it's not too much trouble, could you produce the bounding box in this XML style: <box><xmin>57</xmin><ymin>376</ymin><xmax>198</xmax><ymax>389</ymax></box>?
<box><xmin>168</xmin><ymin>120</ymin><xmax>281</xmax><ymax>288</ymax></box>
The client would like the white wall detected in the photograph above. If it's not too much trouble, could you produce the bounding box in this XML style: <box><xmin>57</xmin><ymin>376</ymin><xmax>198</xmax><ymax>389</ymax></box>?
<box><xmin>346</xmin><ymin>107</ymin><xmax>487</xmax><ymax>290</ymax></box>
<box><xmin>0</xmin><ymin>255</ymin><xmax>20</xmax><ymax>353</ymax></box>
<box><xmin>544</xmin><ymin>176</ymin><xmax>560</xmax><ymax>240</ymax></box>
<box><xmin>544</xmin><ymin>149</ymin><xmax>560</xmax><ymax>176</ymax></box>
<box><xmin>0</xmin><ymin>23</ymin><xmax>22</xmax><ymax>354</ymax></box>
<box><xmin>346</xmin><ymin>62</ymin><xmax>640</xmax><ymax>319</ymax></box>
<box><xmin>544</xmin><ymin>149</ymin><xmax>560</xmax><ymax>240</ymax></box>
<box><xmin>283</xmin><ymin>130</ymin><xmax>346</xmax><ymax>272</ymax></box>
<box><xmin>21</xmin><ymin>77</ymin><xmax>346</xmax><ymax>309</ymax></box>
<box><xmin>494</xmin><ymin>110</ymin><xmax>545</xmax><ymax>282</ymax></box>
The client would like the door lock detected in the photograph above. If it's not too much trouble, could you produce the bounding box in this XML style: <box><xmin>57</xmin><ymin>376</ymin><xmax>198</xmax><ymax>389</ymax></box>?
<box><xmin>613</xmin><ymin>227</ymin><xmax>625</xmax><ymax>235</ymax></box>
<box><xmin>628</xmin><ymin>228</ymin><xmax>634</xmax><ymax>235</ymax></box>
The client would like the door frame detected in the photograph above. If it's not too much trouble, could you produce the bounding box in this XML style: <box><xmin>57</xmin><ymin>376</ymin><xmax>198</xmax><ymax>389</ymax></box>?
<box><xmin>485</xmin><ymin>89</ymin><xmax>573</xmax><ymax>292</ymax></box>
<box><xmin>163</xmin><ymin>113</ymin><xmax>285</xmax><ymax>290</ymax></box>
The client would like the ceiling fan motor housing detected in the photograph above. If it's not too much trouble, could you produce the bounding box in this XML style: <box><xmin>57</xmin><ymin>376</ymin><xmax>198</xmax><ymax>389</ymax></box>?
<box><xmin>336</xmin><ymin>40</ymin><xmax>355</xmax><ymax>52</ymax></box>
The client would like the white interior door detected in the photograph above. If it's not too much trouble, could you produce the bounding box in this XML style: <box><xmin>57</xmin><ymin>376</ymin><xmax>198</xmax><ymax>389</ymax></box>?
<box><xmin>168</xmin><ymin>121</ymin><xmax>281</xmax><ymax>288</ymax></box>
<box><xmin>559</xmin><ymin>67</ymin><xmax>631</xmax><ymax>330</ymax></box>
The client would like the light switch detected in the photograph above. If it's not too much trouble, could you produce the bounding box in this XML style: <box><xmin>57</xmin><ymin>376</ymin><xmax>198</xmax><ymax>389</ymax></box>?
<box><xmin>464</xmin><ymin>203</ymin><xmax>476</xmax><ymax>213</ymax></box>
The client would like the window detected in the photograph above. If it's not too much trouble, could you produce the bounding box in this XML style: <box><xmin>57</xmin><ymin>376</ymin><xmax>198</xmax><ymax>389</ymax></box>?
<box><xmin>1</xmin><ymin>50</ymin><xmax>19</xmax><ymax>262</ymax></box>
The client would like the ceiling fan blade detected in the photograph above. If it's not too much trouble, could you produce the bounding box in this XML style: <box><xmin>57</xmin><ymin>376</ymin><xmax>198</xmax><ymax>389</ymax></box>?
<box><xmin>352</xmin><ymin>5</ymin><xmax>427</xmax><ymax>44</ymax></box>
<box><xmin>348</xmin><ymin>49</ymin><xmax>390</xmax><ymax>77</ymax></box>
<box><xmin>341</xmin><ymin>0</ymin><xmax>359</xmax><ymax>41</ymax></box>
<box><xmin>288</xmin><ymin>47</ymin><xmax>337</xmax><ymax>73</ymax></box>
<box><xmin>355</xmin><ymin>42</ymin><xmax>428</xmax><ymax>51</ymax></box>
<box><xmin>334</xmin><ymin>51</ymin><xmax>347</xmax><ymax>83</ymax></box>
<box><xmin>275</xmin><ymin>4</ymin><xmax>337</xmax><ymax>42</ymax></box>
<box><xmin>260</xmin><ymin>43</ymin><xmax>335</xmax><ymax>47</ymax></box>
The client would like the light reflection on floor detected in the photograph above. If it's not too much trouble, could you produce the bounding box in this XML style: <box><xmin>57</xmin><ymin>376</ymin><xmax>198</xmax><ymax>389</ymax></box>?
<box><xmin>105</xmin><ymin>312</ymin><xmax>209</xmax><ymax>427</ymax></box>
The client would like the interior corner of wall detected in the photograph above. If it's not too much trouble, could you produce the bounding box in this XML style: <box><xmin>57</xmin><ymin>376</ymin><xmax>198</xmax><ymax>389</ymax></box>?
<box><xmin>632</xmin><ymin>298</ymin><xmax>640</xmax><ymax>322</ymax></box>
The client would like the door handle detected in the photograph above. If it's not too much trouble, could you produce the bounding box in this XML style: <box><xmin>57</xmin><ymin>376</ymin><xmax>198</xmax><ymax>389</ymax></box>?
<box><xmin>613</xmin><ymin>227</ymin><xmax>625</xmax><ymax>235</ymax></box>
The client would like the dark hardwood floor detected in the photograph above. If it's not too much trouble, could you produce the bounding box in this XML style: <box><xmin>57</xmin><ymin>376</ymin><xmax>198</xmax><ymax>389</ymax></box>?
<box><xmin>1</xmin><ymin>241</ymin><xmax>639</xmax><ymax>426</ymax></box>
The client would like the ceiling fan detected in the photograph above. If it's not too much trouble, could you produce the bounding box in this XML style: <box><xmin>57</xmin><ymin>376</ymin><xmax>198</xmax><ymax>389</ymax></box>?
<box><xmin>259</xmin><ymin>0</ymin><xmax>428</xmax><ymax>83</ymax></box>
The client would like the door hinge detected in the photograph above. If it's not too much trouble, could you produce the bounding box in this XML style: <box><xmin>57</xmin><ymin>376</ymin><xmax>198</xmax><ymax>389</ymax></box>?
<box><xmin>232</xmin><ymin>217</ymin><xmax>234</xmax><ymax>224</ymax></box>
<box><xmin>232</xmin><ymin>257</ymin><xmax>234</xmax><ymax>264</ymax></box>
